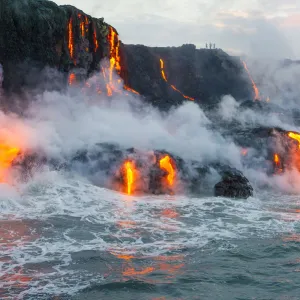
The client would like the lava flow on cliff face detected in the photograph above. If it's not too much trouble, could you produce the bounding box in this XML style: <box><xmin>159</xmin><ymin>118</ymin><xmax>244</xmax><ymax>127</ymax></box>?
<box><xmin>104</xmin><ymin>27</ymin><xmax>139</xmax><ymax>97</ymax></box>
<box><xmin>159</xmin><ymin>58</ymin><xmax>195</xmax><ymax>101</ymax></box>
<box><xmin>242</xmin><ymin>60</ymin><xmax>260</xmax><ymax>101</ymax></box>
<box><xmin>123</xmin><ymin>161</ymin><xmax>138</xmax><ymax>195</ymax></box>
<box><xmin>68</xmin><ymin>18</ymin><xmax>74</xmax><ymax>62</ymax></box>
<box><xmin>159</xmin><ymin>154</ymin><xmax>177</xmax><ymax>194</ymax></box>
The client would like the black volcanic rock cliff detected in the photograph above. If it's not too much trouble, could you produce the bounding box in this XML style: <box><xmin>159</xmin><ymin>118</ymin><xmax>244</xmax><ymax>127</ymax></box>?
<box><xmin>123</xmin><ymin>44</ymin><xmax>251</xmax><ymax>109</ymax></box>
<box><xmin>0</xmin><ymin>0</ymin><xmax>111</xmax><ymax>93</ymax></box>
<box><xmin>0</xmin><ymin>0</ymin><xmax>253</xmax><ymax>110</ymax></box>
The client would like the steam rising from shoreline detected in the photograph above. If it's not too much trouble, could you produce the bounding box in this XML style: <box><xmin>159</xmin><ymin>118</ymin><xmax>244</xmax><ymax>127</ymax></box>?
<box><xmin>1</xmin><ymin>61</ymin><xmax>300</xmax><ymax>195</ymax></box>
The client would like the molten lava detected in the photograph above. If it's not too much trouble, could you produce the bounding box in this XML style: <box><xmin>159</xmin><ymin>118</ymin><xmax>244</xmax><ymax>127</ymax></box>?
<box><xmin>160</xmin><ymin>59</ymin><xmax>167</xmax><ymax>82</ymax></box>
<box><xmin>68</xmin><ymin>18</ymin><xmax>74</xmax><ymax>60</ymax></box>
<box><xmin>274</xmin><ymin>153</ymin><xmax>283</xmax><ymax>173</ymax></box>
<box><xmin>0</xmin><ymin>143</ymin><xmax>20</xmax><ymax>182</ymax></box>
<box><xmin>101</xmin><ymin>26</ymin><xmax>123</xmax><ymax>96</ymax></box>
<box><xmin>288</xmin><ymin>132</ymin><xmax>300</xmax><ymax>149</ymax></box>
<box><xmin>159</xmin><ymin>58</ymin><xmax>195</xmax><ymax>101</ymax></box>
<box><xmin>68</xmin><ymin>73</ymin><xmax>76</xmax><ymax>85</ymax></box>
<box><xmin>93</xmin><ymin>27</ymin><xmax>99</xmax><ymax>53</ymax></box>
<box><xmin>242</xmin><ymin>60</ymin><xmax>260</xmax><ymax>101</ymax></box>
<box><xmin>125</xmin><ymin>161</ymin><xmax>134</xmax><ymax>195</ymax></box>
<box><xmin>159</xmin><ymin>155</ymin><xmax>176</xmax><ymax>188</ymax></box>
<box><xmin>122</xmin><ymin>161</ymin><xmax>138</xmax><ymax>195</ymax></box>
<box><xmin>124</xmin><ymin>85</ymin><xmax>140</xmax><ymax>95</ymax></box>
<box><xmin>80</xmin><ymin>21</ymin><xmax>85</xmax><ymax>37</ymax></box>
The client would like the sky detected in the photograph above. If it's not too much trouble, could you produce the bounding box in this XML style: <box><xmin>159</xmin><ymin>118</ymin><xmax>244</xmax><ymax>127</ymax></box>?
<box><xmin>53</xmin><ymin>0</ymin><xmax>300</xmax><ymax>59</ymax></box>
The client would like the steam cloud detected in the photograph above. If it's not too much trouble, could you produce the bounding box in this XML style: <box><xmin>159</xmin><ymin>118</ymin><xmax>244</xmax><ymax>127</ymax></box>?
<box><xmin>1</xmin><ymin>57</ymin><xmax>300</xmax><ymax>195</ymax></box>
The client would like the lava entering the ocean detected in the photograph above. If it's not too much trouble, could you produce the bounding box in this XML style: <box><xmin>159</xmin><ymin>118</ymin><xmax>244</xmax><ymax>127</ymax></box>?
<box><xmin>118</xmin><ymin>160</ymin><xmax>140</xmax><ymax>195</ymax></box>
<box><xmin>159</xmin><ymin>58</ymin><xmax>195</xmax><ymax>101</ymax></box>
<box><xmin>0</xmin><ymin>143</ymin><xmax>20</xmax><ymax>182</ymax></box>
<box><xmin>242</xmin><ymin>60</ymin><xmax>260</xmax><ymax>101</ymax></box>
<box><xmin>124</xmin><ymin>161</ymin><xmax>135</xmax><ymax>195</ymax></box>
<box><xmin>159</xmin><ymin>154</ymin><xmax>176</xmax><ymax>192</ymax></box>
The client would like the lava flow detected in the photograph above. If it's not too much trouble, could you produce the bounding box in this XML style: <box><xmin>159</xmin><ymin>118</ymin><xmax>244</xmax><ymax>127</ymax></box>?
<box><xmin>159</xmin><ymin>155</ymin><xmax>176</xmax><ymax>191</ymax></box>
<box><xmin>273</xmin><ymin>153</ymin><xmax>283</xmax><ymax>173</ymax></box>
<box><xmin>68</xmin><ymin>18</ymin><xmax>74</xmax><ymax>60</ymax></box>
<box><xmin>124</xmin><ymin>85</ymin><xmax>140</xmax><ymax>95</ymax></box>
<box><xmin>242</xmin><ymin>60</ymin><xmax>260</xmax><ymax>101</ymax></box>
<box><xmin>159</xmin><ymin>58</ymin><xmax>195</xmax><ymax>101</ymax></box>
<box><xmin>0</xmin><ymin>143</ymin><xmax>20</xmax><ymax>182</ymax></box>
<box><xmin>288</xmin><ymin>132</ymin><xmax>300</xmax><ymax>149</ymax></box>
<box><xmin>68</xmin><ymin>73</ymin><xmax>76</xmax><ymax>85</ymax></box>
<box><xmin>93</xmin><ymin>26</ymin><xmax>99</xmax><ymax>53</ymax></box>
<box><xmin>102</xmin><ymin>26</ymin><xmax>139</xmax><ymax>96</ymax></box>
<box><xmin>121</xmin><ymin>161</ymin><xmax>139</xmax><ymax>195</ymax></box>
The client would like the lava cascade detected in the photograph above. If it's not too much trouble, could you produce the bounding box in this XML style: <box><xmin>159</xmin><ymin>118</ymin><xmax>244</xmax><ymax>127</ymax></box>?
<box><xmin>124</xmin><ymin>161</ymin><xmax>135</xmax><ymax>195</ymax></box>
<box><xmin>103</xmin><ymin>26</ymin><xmax>139</xmax><ymax>96</ymax></box>
<box><xmin>242</xmin><ymin>60</ymin><xmax>260</xmax><ymax>101</ymax></box>
<box><xmin>119</xmin><ymin>160</ymin><xmax>140</xmax><ymax>195</ymax></box>
<box><xmin>159</xmin><ymin>155</ymin><xmax>176</xmax><ymax>192</ymax></box>
<box><xmin>68</xmin><ymin>18</ymin><xmax>74</xmax><ymax>61</ymax></box>
<box><xmin>93</xmin><ymin>26</ymin><xmax>99</xmax><ymax>53</ymax></box>
<box><xmin>159</xmin><ymin>58</ymin><xmax>195</xmax><ymax>101</ymax></box>
<box><xmin>273</xmin><ymin>153</ymin><xmax>283</xmax><ymax>173</ymax></box>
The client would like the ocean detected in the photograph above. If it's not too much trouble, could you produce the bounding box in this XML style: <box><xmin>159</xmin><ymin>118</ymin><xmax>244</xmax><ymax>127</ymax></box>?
<box><xmin>1</xmin><ymin>173</ymin><xmax>300</xmax><ymax>299</ymax></box>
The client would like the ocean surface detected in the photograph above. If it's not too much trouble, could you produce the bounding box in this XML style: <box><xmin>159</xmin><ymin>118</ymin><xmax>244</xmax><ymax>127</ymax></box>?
<box><xmin>1</xmin><ymin>172</ymin><xmax>300</xmax><ymax>300</ymax></box>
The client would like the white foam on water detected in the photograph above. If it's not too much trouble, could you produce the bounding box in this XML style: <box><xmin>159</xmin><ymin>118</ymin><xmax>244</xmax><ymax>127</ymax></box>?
<box><xmin>0</xmin><ymin>171</ymin><xmax>299</xmax><ymax>297</ymax></box>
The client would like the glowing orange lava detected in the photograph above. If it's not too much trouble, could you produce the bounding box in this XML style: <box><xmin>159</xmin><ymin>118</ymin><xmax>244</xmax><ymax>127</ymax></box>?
<box><xmin>124</xmin><ymin>161</ymin><xmax>136</xmax><ymax>195</ymax></box>
<box><xmin>242</xmin><ymin>60</ymin><xmax>260</xmax><ymax>101</ymax></box>
<box><xmin>102</xmin><ymin>26</ymin><xmax>123</xmax><ymax>95</ymax></box>
<box><xmin>68</xmin><ymin>18</ymin><xmax>74</xmax><ymax>60</ymax></box>
<box><xmin>159</xmin><ymin>58</ymin><xmax>195</xmax><ymax>101</ymax></box>
<box><xmin>124</xmin><ymin>85</ymin><xmax>140</xmax><ymax>95</ymax></box>
<box><xmin>159</xmin><ymin>155</ymin><xmax>176</xmax><ymax>187</ymax></box>
<box><xmin>288</xmin><ymin>132</ymin><xmax>300</xmax><ymax>149</ymax></box>
<box><xmin>274</xmin><ymin>153</ymin><xmax>283</xmax><ymax>173</ymax></box>
<box><xmin>68</xmin><ymin>73</ymin><xmax>76</xmax><ymax>85</ymax></box>
<box><xmin>0</xmin><ymin>143</ymin><xmax>20</xmax><ymax>182</ymax></box>
<box><xmin>80</xmin><ymin>21</ymin><xmax>85</xmax><ymax>37</ymax></box>
<box><xmin>93</xmin><ymin>27</ymin><xmax>99</xmax><ymax>53</ymax></box>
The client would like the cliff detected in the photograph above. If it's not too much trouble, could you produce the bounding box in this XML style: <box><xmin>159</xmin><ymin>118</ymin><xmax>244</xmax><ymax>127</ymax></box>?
<box><xmin>0</xmin><ymin>0</ymin><xmax>253</xmax><ymax>110</ymax></box>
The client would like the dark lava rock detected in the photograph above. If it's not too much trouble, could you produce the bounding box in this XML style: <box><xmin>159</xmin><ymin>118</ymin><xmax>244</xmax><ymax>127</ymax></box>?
<box><xmin>0</xmin><ymin>0</ymin><xmax>254</xmax><ymax>111</ymax></box>
<box><xmin>0</xmin><ymin>0</ymin><xmax>111</xmax><ymax>98</ymax></box>
<box><xmin>214</xmin><ymin>168</ymin><xmax>253</xmax><ymax>199</ymax></box>
<box><xmin>123</xmin><ymin>44</ymin><xmax>253</xmax><ymax>110</ymax></box>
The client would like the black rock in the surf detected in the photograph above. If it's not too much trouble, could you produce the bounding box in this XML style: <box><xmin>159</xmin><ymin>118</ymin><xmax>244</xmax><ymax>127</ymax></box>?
<box><xmin>214</xmin><ymin>168</ymin><xmax>253</xmax><ymax>199</ymax></box>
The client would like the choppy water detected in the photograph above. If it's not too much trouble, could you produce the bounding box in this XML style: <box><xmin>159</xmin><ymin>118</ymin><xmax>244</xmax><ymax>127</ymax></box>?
<box><xmin>1</xmin><ymin>172</ymin><xmax>300</xmax><ymax>299</ymax></box>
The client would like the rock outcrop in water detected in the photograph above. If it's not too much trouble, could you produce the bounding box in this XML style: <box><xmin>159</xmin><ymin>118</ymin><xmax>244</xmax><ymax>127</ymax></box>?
<box><xmin>214</xmin><ymin>167</ymin><xmax>253</xmax><ymax>199</ymax></box>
